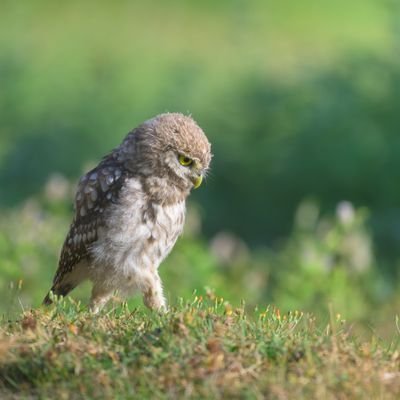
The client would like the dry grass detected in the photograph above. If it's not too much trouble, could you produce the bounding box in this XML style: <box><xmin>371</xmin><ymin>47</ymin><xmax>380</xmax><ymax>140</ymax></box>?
<box><xmin>0</xmin><ymin>295</ymin><xmax>399</xmax><ymax>399</ymax></box>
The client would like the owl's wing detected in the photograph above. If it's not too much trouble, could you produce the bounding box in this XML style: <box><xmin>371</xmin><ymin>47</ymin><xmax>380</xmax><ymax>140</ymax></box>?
<box><xmin>48</xmin><ymin>158</ymin><xmax>129</xmax><ymax>298</ymax></box>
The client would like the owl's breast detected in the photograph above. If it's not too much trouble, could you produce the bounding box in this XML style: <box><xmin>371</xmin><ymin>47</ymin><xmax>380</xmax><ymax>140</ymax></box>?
<box><xmin>150</xmin><ymin>200</ymin><xmax>186</xmax><ymax>262</ymax></box>
<box><xmin>91</xmin><ymin>178</ymin><xmax>186</xmax><ymax>276</ymax></box>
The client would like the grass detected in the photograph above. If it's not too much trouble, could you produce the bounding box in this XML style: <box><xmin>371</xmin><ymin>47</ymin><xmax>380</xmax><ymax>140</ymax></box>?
<box><xmin>0</xmin><ymin>294</ymin><xmax>399</xmax><ymax>399</ymax></box>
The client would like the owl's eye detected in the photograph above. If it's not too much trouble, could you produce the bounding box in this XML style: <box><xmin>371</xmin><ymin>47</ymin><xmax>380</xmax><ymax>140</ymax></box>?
<box><xmin>178</xmin><ymin>155</ymin><xmax>193</xmax><ymax>167</ymax></box>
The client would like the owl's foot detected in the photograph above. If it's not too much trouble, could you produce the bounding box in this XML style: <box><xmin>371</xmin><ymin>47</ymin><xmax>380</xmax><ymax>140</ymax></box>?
<box><xmin>89</xmin><ymin>288</ymin><xmax>112</xmax><ymax>314</ymax></box>
<box><xmin>139</xmin><ymin>271</ymin><xmax>167</xmax><ymax>312</ymax></box>
<box><xmin>143</xmin><ymin>288</ymin><xmax>167</xmax><ymax>312</ymax></box>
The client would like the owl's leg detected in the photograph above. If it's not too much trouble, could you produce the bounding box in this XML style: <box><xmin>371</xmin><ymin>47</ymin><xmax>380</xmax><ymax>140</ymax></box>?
<box><xmin>137</xmin><ymin>271</ymin><xmax>166</xmax><ymax>311</ymax></box>
<box><xmin>89</xmin><ymin>285</ymin><xmax>113</xmax><ymax>314</ymax></box>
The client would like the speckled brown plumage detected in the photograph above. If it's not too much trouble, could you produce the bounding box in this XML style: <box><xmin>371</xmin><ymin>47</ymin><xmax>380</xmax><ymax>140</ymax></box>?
<box><xmin>43</xmin><ymin>113</ymin><xmax>211</xmax><ymax>311</ymax></box>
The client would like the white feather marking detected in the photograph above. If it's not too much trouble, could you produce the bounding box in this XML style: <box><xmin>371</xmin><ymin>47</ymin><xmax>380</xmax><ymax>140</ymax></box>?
<box><xmin>89</xmin><ymin>178</ymin><xmax>186</xmax><ymax>295</ymax></box>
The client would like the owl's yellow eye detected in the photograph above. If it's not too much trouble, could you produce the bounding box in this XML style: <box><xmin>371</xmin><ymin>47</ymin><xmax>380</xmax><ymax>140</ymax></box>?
<box><xmin>178</xmin><ymin>155</ymin><xmax>193</xmax><ymax>167</ymax></box>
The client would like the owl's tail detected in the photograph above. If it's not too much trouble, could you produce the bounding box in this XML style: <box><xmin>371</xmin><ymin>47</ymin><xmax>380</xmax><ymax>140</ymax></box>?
<box><xmin>43</xmin><ymin>291</ymin><xmax>53</xmax><ymax>305</ymax></box>
<box><xmin>42</xmin><ymin>283</ymin><xmax>75</xmax><ymax>305</ymax></box>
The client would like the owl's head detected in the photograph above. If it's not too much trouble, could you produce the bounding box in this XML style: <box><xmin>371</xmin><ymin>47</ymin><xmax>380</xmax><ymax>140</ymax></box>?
<box><xmin>123</xmin><ymin>113</ymin><xmax>212</xmax><ymax>193</ymax></box>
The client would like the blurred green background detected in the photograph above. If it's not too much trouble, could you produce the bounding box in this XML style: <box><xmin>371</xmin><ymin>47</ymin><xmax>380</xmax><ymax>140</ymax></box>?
<box><xmin>1</xmin><ymin>0</ymin><xmax>400</xmax><ymax>337</ymax></box>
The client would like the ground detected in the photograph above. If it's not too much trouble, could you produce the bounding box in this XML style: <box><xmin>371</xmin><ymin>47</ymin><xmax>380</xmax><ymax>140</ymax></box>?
<box><xmin>0</xmin><ymin>294</ymin><xmax>399</xmax><ymax>399</ymax></box>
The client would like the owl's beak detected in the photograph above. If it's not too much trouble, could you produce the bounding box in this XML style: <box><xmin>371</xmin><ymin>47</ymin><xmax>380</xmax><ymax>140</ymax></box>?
<box><xmin>191</xmin><ymin>174</ymin><xmax>203</xmax><ymax>189</ymax></box>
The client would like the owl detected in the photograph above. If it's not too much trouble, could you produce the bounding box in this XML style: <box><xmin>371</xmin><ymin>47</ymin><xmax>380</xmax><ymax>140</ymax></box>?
<box><xmin>43</xmin><ymin>113</ymin><xmax>212</xmax><ymax>312</ymax></box>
